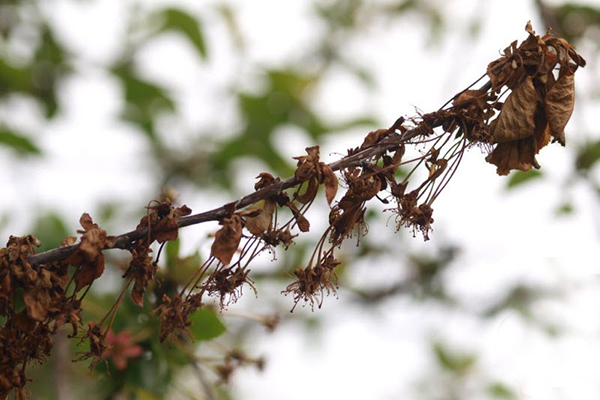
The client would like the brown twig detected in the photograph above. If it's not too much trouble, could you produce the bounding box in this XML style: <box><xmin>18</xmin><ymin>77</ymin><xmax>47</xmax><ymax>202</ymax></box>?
<box><xmin>26</xmin><ymin>117</ymin><xmax>443</xmax><ymax>268</ymax></box>
<box><xmin>26</xmin><ymin>76</ymin><xmax>499</xmax><ymax>268</ymax></box>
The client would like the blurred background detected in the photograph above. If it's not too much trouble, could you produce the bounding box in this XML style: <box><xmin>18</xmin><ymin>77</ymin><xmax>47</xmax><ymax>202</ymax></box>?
<box><xmin>1</xmin><ymin>0</ymin><xmax>600</xmax><ymax>399</ymax></box>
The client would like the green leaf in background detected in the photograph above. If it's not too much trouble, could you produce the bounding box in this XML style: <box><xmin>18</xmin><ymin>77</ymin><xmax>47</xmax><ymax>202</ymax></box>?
<box><xmin>159</xmin><ymin>8</ymin><xmax>208</xmax><ymax>60</ymax></box>
<box><xmin>576</xmin><ymin>139</ymin><xmax>600</xmax><ymax>174</ymax></box>
<box><xmin>0</xmin><ymin>129</ymin><xmax>42</xmax><ymax>156</ymax></box>
<box><xmin>187</xmin><ymin>308</ymin><xmax>226</xmax><ymax>341</ymax></box>
<box><xmin>432</xmin><ymin>342</ymin><xmax>475</xmax><ymax>374</ymax></box>
<box><xmin>554</xmin><ymin>4</ymin><xmax>600</xmax><ymax>42</ymax></box>
<box><xmin>33</xmin><ymin>26</ymin><xmax>65</xmax><ymax>118</ymax></box>
<box><xmin>0</xmin><ymin>24</ymin><xmax>63</xmax><ymax>118</ymax></box>
<box><xmin>31</xmin><ymin>212</ymin><xmax>70</xmax><ymax>251</ymax></box>
<box><xmin>555</xmin><ymin>201</ymin><xmax>574</xmax><ymax>216</ymax></box>
<box><xmin>486</xmin><ymin>382</ymin><xmax>517</xmax><ymax>399</ymax></box>
<box><xmin>165</xmin><ymin>238</ymin><xmax>181</xmax><ymax>270</ymax></box>
<box><xmin>113</xmin><ymin>63</ymin><xmax>175</xmax><ymax>137</ymax></box>
<box><xmin>506</xmin><ymin>169</ymin><xmax>543</xmax><ymax>189</ymax></box>
<box><xmin>212</xmin><ymin>69</ymin><xmax>330</xmax><ymax>185</ymax></box>
<box><xmin>0</xmin><ymin>59</ymin><xmax>33</xmax><ymax>93</ymax></box>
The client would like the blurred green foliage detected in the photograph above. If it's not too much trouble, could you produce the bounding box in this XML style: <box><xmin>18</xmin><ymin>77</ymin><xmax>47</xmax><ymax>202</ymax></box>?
<box><xmin>505</xmin><ymin>169</ymin><xmax>543</xmax><ymax>189</ymax></box>
<box><xmin>0</xmin><ymin>128</ymin><xmax>41</xmax><ymax>155</ymax></box>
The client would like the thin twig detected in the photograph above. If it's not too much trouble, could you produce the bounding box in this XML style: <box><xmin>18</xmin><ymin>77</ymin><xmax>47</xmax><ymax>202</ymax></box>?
<box><xmin>27</xmin><ymin>79</ymin><xmax>491</xmax><ymax>268</ymax></box>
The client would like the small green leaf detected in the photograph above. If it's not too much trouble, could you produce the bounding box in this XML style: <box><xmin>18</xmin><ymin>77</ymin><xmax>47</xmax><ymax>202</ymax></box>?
<box><xmin>32</xmin><ymin>212</ymin><xmax>69</xmax><ymax>251</ymax></box>
<box><xmin>160</xmin><ymin>8</ymin><xmax>207</xmax><ymax>59</ymax></box>
<box><xmin>0</xmin><ymin>129</ymin><xmax>42</xmax><ymax>155</ymax></box>
<box><xmin>169</xmin><ymin>253</ymin><xmax>201</xmax><ymax>285</ymax></box>
<box><xmin>487</xmin><ymin>382</ymin><xmax>517</xmax><ymax>399</ymax></box>
<box><xmin>506</xmin><ymin>169</ymin><xmax>542</xmax><ymax>189</ymax></box>
<box><xmin>576</xmin><ymin>140</ymin><xmax>600</xmax><ymax>173</ymax></box>
<box><xmin>432</xmin><ymin>342</ymin><xmax>475</xmax><ymax>373</ymax></box>
<box><xmin>0</xmin><ymin>59</ymin><xmax>33</xmax><ymax>93</ymax></box>
<box><xmin>187</xmin><ymin>309</ymin><xmax>226</xmax><ymax>341</ymax></box>
<box><xmin>113</xmin><ymin>64</ymin><xmax>175</xmax><ymax>137</ymax></box>
<box><xmin>165</xmin><ymin>238</ymin><xmax>180</xmax><ymax>270</ymax></box>
<box><xmin>555</xmin><ymin>201</ymin><xmax>574</xmax><ymax>216</ymax></box>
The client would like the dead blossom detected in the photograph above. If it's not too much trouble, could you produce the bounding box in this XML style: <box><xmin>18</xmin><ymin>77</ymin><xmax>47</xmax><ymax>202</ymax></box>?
<box><xmin>0</xmin><ymin>23</ymin><xmax>585</xmax><ymax>398</ymax></box>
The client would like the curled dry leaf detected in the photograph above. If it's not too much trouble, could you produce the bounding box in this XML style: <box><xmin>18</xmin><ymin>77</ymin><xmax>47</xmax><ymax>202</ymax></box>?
<box><xmin>70</xmin><ymin>214</ymin><xmax>107</xmax><ymax>292</ymax></box>
<box><xmin>254</xmin><ymin>172</ymin><xmax>277</xmax><ymax>190</ymax></box>
<box><xmin>211</xmin><ymin>215</ymin><xmax>243</xmax><ymax>266</ymax></box>
<box><xmin>321</xmin><ymin>164</ymin><xmax>338</xmax><ymax>206</ymax></box>
<box><xmin>293</xmin><ymin>146</ymin><xmax>320</xmax><ymax>182</ymax></box>
<box><xmin>492</xmin><ymin>76</ymin><xmax>538</xmax><ymax>143</ymax></box>
<box><xmin>453</xmin><ymin>89</ymin><xmax>487</xmax><ymax>112</ymax></box>
<box><xmin>243</xmin><ymin>198</ymin><xmax>276</xmax><ymax>237</ymax></box>
<box><xmin>294</xmin><ymin>177</ymin><xmax>319</xmax><ymax>204</ymax></box>
<box><xmin>360</xmin><ymin>129</ymin><xmax>388</xmax><ymax>149</ymax></box>
<box><xmin>544</xmin><ymin>73</ymin><xmax>575</xmax><ymax>146</ymax></box>
<box><xmin>61</xmin><ymin>236</ymin><xmax>77</xmax><ymax>246</ymax></box>
<box><xmin>155</xmin><ymin>204</ymin><xmax>192</xmax><ymax>243</ymax></box>
<box><xmin>287</xmin><ymin>202</ymin><xmax>310</xmax><ymax>232</ymax></box>
<box><xmin>127</xmin><ymin>245</ymin><xmax>156</xmax><ymax>307</ymax></box>
<box><xmin>485</xmin><ymin>136</ymin><xmax>538</xmax><ymax>175</ymax></box>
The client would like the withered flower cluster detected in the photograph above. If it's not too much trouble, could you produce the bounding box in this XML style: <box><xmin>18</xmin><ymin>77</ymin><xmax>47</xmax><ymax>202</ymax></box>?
<box><xmin>0</xmin><ymin>201</ymin><xmax>190</xmax><ymax>398</ymax></box>
<box><xmin>0</xmin><ymin>23</ymin><xmax>585</xmax><ymax>398</ymax></box>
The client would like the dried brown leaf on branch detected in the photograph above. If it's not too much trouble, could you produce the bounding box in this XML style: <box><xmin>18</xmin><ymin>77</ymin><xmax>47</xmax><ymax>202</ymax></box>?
<box><xmin>485</xmin><ymin>22</ymin><xmax>585</xmax><ymax>175</ymax></box>
<box><xmin>127</xmin><ymin>244</ymin><xmax>157</xmax><ymax>307</ymax></box>
<box><xmin>544</xmin><ymin>72</ymin><xmax>575</xmax><ymax>146</ymax></box>
<box><xmin>242</xmin><ymin>198</ymin><xmax>276</xmax><ymax>237</ymax></box>
<box><xmin>137</xmin><ymin>199</ymin><xmax>192</xmax><ymax>243</ymax></box>
<box><xmin>211</xmin><ymin>215</ymin><xmax>243</xmax><ymax>266</ymax></box>
<box><xmin>491</xmin><ymin>76</ymin><xmax>539</xmax><ymax>143</ymax></box>
<box><xmin>69</xmin><ymin>214</ymin><xmax>109</xmax><ymax>292</ymax></box>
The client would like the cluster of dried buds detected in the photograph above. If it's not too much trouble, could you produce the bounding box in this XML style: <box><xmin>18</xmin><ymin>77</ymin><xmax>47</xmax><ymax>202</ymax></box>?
<box><xmin>0</xmin><ymin>23</ymin><xmax>585</xmax><ymax>398</ymax></box>
<box><xmin>0</xmin><ymin>201</ymin><xmax>191</xmax><ymax>398</ymax></box>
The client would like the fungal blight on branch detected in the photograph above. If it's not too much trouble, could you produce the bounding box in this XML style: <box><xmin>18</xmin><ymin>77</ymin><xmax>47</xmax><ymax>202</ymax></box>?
<box><xmin>0</xmin><ymin>23</ymin><xmax>586</xmax><ymax>397</ymax></box>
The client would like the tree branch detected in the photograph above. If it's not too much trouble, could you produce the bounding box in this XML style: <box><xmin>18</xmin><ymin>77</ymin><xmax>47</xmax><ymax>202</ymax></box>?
<box><xmin>27</xmin><ymin>117</ymin><xmax>440</xmax><ymax>267</ymax></box>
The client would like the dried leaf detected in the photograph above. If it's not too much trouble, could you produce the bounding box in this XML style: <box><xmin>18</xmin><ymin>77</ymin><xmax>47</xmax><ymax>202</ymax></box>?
<box><xmin>321</xmin><ymin>164</ymin><xmax>338</xmax><ymax>205</ymax></box>
<box><xmin>244</xmin><ymin>199</ymin><xmax>276</xmax><ymax>237</ymax></box>
<box><xmin>74</xmin><ymin>255</ymin><xmax>105</xmax><ymax>292</ymax></box>
<box><xmin>293</xmin><ymin>146</ymin><xmax>320</xmax><ymax>182</ymax></box>
<box><xmin>71</xmin><ymin>214</ymin><xmax>107</xmax><ymax>291</ymax></box>
<box><xmin>211</xmin><ymin>215</ymin><xmax>243</xmax><ymax>265</ymax></box>
<box><xmin>125</xmin><ymin>245</ymin><xmax>156</xmax><ymax>307</ymax></box>
<box><xmin>305</xmin><ymin>145</ymin><xmax>320</xmax><ymax>160</ymax></box>
<box><xmin>485</xmin><ymin>136</ymin><xmax>538</xmax><ymax>175</ymax></box>
<box><xmin>392</xmin><ymin>145</ymin><xmax>405</xmax><ymax>165</ymax></box>
<box><xmin>295</xmin><ymin>177</ymin><xmax>319</xmax><ymax>204</ymax></box>
<box><xmin>61</xmin><ymin>236</ymin><xmax>77</xmax><ymax>246</ymax></box>
<box><xmin>79</xmin><ymin>213</ymin><xmax>97</xmax><ymax>231</ymax></box>
<box><xmin>492</xmin><ymin>76</ymin><xmax>539</xmax><ymax>143</ymax></box>
<box><xmin>544</xmin><ymin>73</ymin><xmax>575</xmax><ymax>146</ymax></box>
<box><xmin>360</xmin><ymin>129</ymin><xmax>387</xmax><ymax>149</ymax></box>
<box><xmin>154</xmin><ymin>217</ymin><xmax>179</xmax><ymax>243</ymax></box>
<box><xmin>255</xmin><ymin>172</ymin><xmax>276</xmax><ymax>190</ymax></box>
<box><xmin>453</xmin><ymin>89</ymin><xmax>487</xmax><ymax>110</ymax></box>
<box><xmin>287</xmin><ymin>202</ymin><xmax>310</xmax><ymax>232</ymax></box>
<box><xmin>295</xmin><ymin>213</ymin><xmax>310</xmax><ymax>232</ymax></box>
<box><xmin>428</xmin><ymin>159</ymin><xmax>448</xmax><ymax>181</ymax></box>
<box><xmin>23</xmin><ymin>286</ymin><xmax>50</xmax><ymax>321</ymax></box>
<box><xmin>131</xmin><ymin>277</ymin><xmax>148</xmax><ymax>307</ymax></box>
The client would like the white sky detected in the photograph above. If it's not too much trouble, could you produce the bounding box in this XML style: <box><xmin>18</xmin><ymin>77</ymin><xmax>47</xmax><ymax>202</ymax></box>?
<box><xmin>2</xmin><ymin>0</ymin><xmax>600</xmax><ymax>399</ymax></box>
